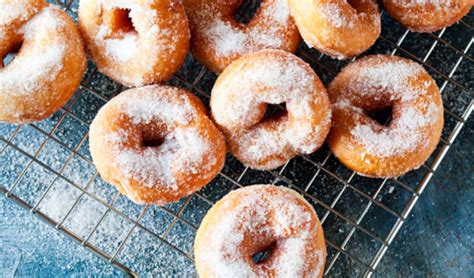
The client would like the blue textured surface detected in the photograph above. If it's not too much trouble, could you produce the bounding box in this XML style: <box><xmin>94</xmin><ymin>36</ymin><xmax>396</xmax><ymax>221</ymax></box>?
<box><xmin>0</xmin><ymin>120</ymin><xmax>471</xmax><ymax>276</ymax></box>
<box><xmin>375</xmin><ymin>120</ymin><xmax>474</xmax><ymax>277</ymax></box>
<box><xmin>0</xmin><ymin>196</ymin><xmax>124</xmax><ymax>277</ymax></box>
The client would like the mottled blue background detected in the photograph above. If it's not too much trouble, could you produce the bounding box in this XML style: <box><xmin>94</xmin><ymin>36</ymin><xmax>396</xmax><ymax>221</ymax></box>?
<box><xmin>1</xmin><ymin>120</ymin><xmax>471</xmax><ymax>277</ymax></box>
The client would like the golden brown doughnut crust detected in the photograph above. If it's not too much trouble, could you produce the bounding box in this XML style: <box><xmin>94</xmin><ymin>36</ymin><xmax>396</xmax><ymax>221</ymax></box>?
<box><xmin>195</xmin><ymin>184</ymin><xmax>326</xmax><ymax>277</ymax></box>
<box><xmin>0</xmin><ymin>2</ymin><xmax>86</xmax><ymax>123</ymax></box>
<box><xmin>383</xmin><ymin>0</ymin><xmax>473</xmax><ymax>32</ymax></box>
<box><xmin>89</xmin><ymin>85</ymin><xmax>226</xmax><ymax>205</ymax></box>
<box><xmin>211</xmin><ymin>50</ymin><xmax>331</xmax><ymax>170</ymax></box>
<box><xmin>288</xmin><ymin>0</ymin><xmax>381</xmax><ymax>59</ymax></box>
<box><xmin>0</xmin><ymin>0</ymin><xmax>47</xmax><ymax>57</ymax></box>
<box><xmin>327</xmin><ymin>55</ymin><xmax>444</xmax><ymax>178</ymax></box>
<box><xmin>79</xmin><ymin>0</ymin><xmax>190</xmax><ymax>87</ymax></box>
<box><xmin>183</xmin><ymin>0</ymin><xmax>301</xmax><ymax>73</ymax></box>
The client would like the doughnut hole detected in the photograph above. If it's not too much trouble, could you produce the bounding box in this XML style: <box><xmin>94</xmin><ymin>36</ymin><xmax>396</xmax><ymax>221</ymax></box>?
<box><xmin>235</xmin><ymin>0</ymin><xmax>262</xmax><ymax>24</ymax></box>
<box><xmin>105</xmin><ymin>8</ymin><xmax>137</xmax><ymax>38</ymax></box>
<box><xmin>242</xmin><ymin>229</ymin><xmax>282</xmax><ymax>271</ymax></box>
<box><xmin>252</xmin><ymin>240</ymin><xmax>277</xmax><ymax>264</ymax></box>
<box><xmin>0</xmin><ymin>38</ymin><xmax>23</xmax><ymax>68</ymax></box>
<box><xmin>347</xmin><ymin>0</ymin><xmax>374</xmax><ymax>14</ymax></box>
<box><xmin>142</xmin><ymin>136</ymin><xmax>165</xmax><ymax>148</ymax></box>
<box><xmin>139</xmin><ymin>121</ymin><xmax>168</xmax><ymax>149</ymax></box>
<box><xmin>261</xmin><ymin>103</ymin><xmax>287</xmax><ymax>123</ymax></box>
<box><xmin>366</xmin><ymin>105</ymin><xmax>393</xmax><ymax>127</ymax></box>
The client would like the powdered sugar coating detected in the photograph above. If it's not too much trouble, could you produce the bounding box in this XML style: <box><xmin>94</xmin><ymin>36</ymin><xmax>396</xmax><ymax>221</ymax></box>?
<box><xmin>319</xmin><ymin>3</ymin><xmax>354</xmax><ymax>29</ymax></box>
<box><xmin>204</xmin><ymin>19</ymin><xmax>281</xmax><ymax>57</ymax></box>
<box><xmin>0</xmin><ymin>0</ymin><xmax>43</xmax><ymax>25</ymax></box>
<box><xmin>97</xmin><ymin>88</ymin><xmax>209</xmax><ymax>188</ymax></box>
<box><xmin>0</xmin><ymin>4</ymin><xmax>86</xmax><ymax>123</ymax></box>
<box><xmin>107</xmin><ymin>127</ymin><xmax>213</xmax><ymax>191</ymax></box>
<box><xmin>383</xmin><ymin>0</ymin><xmax>471</xmax><ymax>32</ymax></box>
<box><xmin>288</xmin><ymin>0</ymin><xmax>381</xmax><ymax>59</ymax></box>
<box><xmin>93</xmin><ymin>2</ymin><xmax>165</xmax><ymax>63</ymax></box>
<box><xmin>389</xmin><ymin>0</ymin><xmax>459</xmax><ymax>9</ymax></box>
<box><xmin>103</xmin><ymin>33</ymin><xmax>138</xmax><ymax>62</ymax></box>
<box><xmin>195</xmin><ymin>185</ymin><xmax>326</xmax><ymax>277</ymax></box>
<box><xmin>184</xmin><ymin>0</ymin><xmax>300</xmax><ymax>72</ymax></box>
<box><xmin>339</xmin><ymin>58</ymin><xmax>428</xmax><ymax>102</ymax></box>
<box><xmin>194</xmin><ymin>0</ymin><xmax>290</xmax><ymax>56</ymax></box>
<box><xmin>119</xmin><ymin>87</ymin><xmax>197</xmax><ymax>126</ymax></box>
<box><xmin>329</xmin><ymin>55</ymin><xmax>444</xmax><ymax>177</ymax></box>
<box><xmin>232</xmin><ymin>122</ymin><xmax>291</xmax><ymax>170</ymax></box>
<box><xmin>350</xmin><ymin>103</ymin><xmax>439</xmax><ymax>157</ymax></box>
<box><xmin>0</xmin><ymin>7</ymin><xmax>66</xmax><ymax>95</ymax></box>
<box><xmin>79</xmin><ymin>0</ymin><xmax>190</xmax><ymax>86</ymax></box>
<box><xmin>332</xmin><ymin>57</ymin><xmax>441</xmax><ymax>158</ymax></box>
<box><xmin>202</xmin><ymin>0</ymin><xmax>290</xmax><ymax>56</ymax></box>
<box><xmin>90</xmin><ymin>86</ymin><xmax>226</xmax><ymax>205</ymax></box>
<box><xmin>211</xmin><ymin>50</ymin><xmax>331</xmax><ymax>170</ymax></box>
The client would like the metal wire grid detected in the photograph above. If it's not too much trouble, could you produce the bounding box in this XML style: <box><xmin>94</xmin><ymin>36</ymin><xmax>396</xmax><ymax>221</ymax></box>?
<box><xmin>0</xmin><ymin>0</ymin><xmax>472</xmax><ymax>276</ymax></box>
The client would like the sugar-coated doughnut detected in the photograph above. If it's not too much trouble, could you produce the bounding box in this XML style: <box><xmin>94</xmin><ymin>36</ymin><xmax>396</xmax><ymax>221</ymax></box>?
<box><xmin>183</xmin><ymin>0</ymin><xmax>301</xmax><ymax>73</ymax></box>
<box><xmin>0</xmin><ymin>2</ymin><xmax>86</xmax><ymax>124</ymax></box>
<box><xmin>0</xmin><ymin>0</ymin><xmax>47</xmax><ymax>54</ymax></box>
<box><xmin>383</xmin><ymin>0</ymin><xmax>473</xmax><ymax>32</ymax></box>
<box><xmin>288</xmin><ymin>0</ymin><xmax>381</xmax><ymax>59</ymax></box>
<box><xmin>79</xmin><ymin>0</ymin><xmax>190</xmax><ymax>87</ymax></box>
<box><xmin>195</xmin><ymin>184</ymin><xmax>326</xmax><ymax>278</ymax></box>
<box><xmin>89</xmin><ymin>85</ymin><xmax>226</xmax><ymax>205</ymax></box>
<box><xmin>328</xmin><ymin>55</ymin><xmax>444</xmax><ymax>178</ymax></box>
<box><xmin>211</xmin><ymin>49</ymin><xmax>331</xmax><ymax>170</ymax></box>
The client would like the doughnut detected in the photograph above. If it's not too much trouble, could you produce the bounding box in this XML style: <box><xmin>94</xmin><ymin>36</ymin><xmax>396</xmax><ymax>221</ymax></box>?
<box><xmin>89</xmin><ymin>85</ymin><xmax>226</xmax><ymax>205</ymax></box>
<box><xmin>327</xmin><ymin>55</ymin><xmax>444</xmax><ymax>178</ymax></box>
<box><xmin>182</xmin><ymin>0</ymin><xmax>301</xmax><ymax>73</ymax></box>
<box><xmin>78</xmin><ymin>0</ymin><xmax>190</xmax><ymax>87</ymax></box>
<box><xmin>383</xmin><ymin>0</ymin><xmax>473</xmax><ymax>32</ymax></box>
<box><xmin>195</xmin><ymin>184</ymin><xmax>326</xmax><ymax>277</ymax></box>
<box><xmin>288</xmin><ymin>0</ymin><xmax>381</xmax><ymax>59</ymax></box>
<box><xmin>0</xmin><ymin>2</ymin><xmax>86</xmax><ymax>124</ymax></box>
<box><xmin>211</xmin><ymin>50</ymin><xmax>331</xmax><ymax>170</ymax></box>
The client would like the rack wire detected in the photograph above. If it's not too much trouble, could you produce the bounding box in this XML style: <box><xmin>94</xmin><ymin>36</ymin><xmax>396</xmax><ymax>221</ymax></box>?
<box><xmin>1</xmin><ymin>0</ymin><xmax>472</xmax><ymax>276</ymax></box>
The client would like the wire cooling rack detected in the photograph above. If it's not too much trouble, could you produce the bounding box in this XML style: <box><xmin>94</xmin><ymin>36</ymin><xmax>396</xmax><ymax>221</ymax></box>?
<box><xmin>1</xmin><ymin>0</ymin><xmax>473</xmax><ymax>276</ymax></box>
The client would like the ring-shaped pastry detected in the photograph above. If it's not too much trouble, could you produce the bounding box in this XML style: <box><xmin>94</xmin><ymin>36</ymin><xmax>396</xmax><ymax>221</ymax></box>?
<box><xmin>89</xmin><ymin>85</ymin><xmax>227</xmax><ymax>205</ymax></box>
<box><xmin>288</xmin><ymin>0</ymin><xmax>381</xmax><ymax>59</ymax></box>
<box><xmin>195</xmin><ymin>184</ymin><xmax>327</xmax><ymax>277</ymax></box>
<box><xmin>183</xmin><ymin>0</ymin><xmax>301</xmax><ymax>73</ymax></box>
<box><xmin>0</xmin><ymin>2</ymin><xmax>86</xmax><ymax>123</ymax></box>
<box><xmin>211</xmin><ymin>50</ymin><xmax>331</xmax><ymax>170</ymax></box>
<box><xmin>79</xmin><ymin>0</ymin><xmax>190</xmax><ymax>87</ymax></box>
<box><xmin>383</xmin><ymin>0</ymin><xmax>473</xmax><ymax>32</ymax></box>
<box><xmin>328</xmin><ymin>55</ymin><xmax>444</xmax><ymax>178</ymax></box>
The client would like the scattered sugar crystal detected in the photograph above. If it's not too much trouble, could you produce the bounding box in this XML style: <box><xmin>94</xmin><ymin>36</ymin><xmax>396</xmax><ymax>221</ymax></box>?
<box><xmin>320</xmin><ymin>3</ymin><xmax>354</xmax><ymax>29</ymax></box>
<box><xmin>38</xmin><ymin>179</ymin><xmax>82</xmax><ymax>222</ymax></box>
<box><xmin>63</xmin><ymin>195</ymin><xmax>107</xmax><ymax>238</ymax></box>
